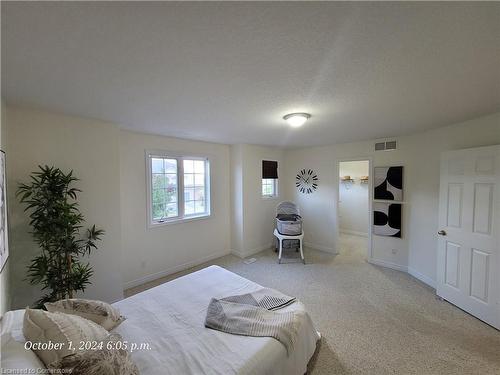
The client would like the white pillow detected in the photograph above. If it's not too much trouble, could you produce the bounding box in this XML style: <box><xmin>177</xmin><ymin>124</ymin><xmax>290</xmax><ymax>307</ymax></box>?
<box><xmin>23</xmin><ymin>308</ymin><xmax>108</xmax><ymax>366</ymax></box>
<box><xmin>45</xmin><ymin>299</ymin><xmax>125</xmax><ymax>331</ymax></box>
<box><xmin>48</xmin><ymin>333</ymin><xmax>140</xmax><ymax>375</ymax></box>
<box><xmin>1</xmin><ymin>309</ymin><xmax>25</xmax><ymax>338</ymax></box>
<box><xmin>0</xmin><ymin>333</ymin><xmax>46</xmax><ymax>371</ymax></box>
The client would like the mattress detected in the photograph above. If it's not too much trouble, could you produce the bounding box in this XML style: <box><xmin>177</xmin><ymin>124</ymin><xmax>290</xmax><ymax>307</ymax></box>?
<box><xmin>0</xmin><ymin>265</ymin><xmax>320</xmax><ymax>375</ymax></box>
<box><xmin>113</xmin><ymin>265</ymin><xmax>320</xmax><ymax>375</ymax></box>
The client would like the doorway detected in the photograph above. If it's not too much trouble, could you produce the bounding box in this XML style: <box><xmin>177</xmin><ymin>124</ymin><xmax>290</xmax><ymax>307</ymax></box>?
<box><xmin>338</xmin><ymin>160</ymin><xmax>370</xmax><ymax>260</ymax></box>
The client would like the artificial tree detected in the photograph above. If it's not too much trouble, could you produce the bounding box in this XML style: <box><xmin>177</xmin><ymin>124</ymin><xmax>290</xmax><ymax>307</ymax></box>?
<box><xmin>17</xmin><ymin>165</ymin><xmax>104</xmax><ymax>307</ymax></box>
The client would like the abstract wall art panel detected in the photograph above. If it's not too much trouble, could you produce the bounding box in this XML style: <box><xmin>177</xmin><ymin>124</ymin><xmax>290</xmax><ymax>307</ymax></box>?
<box><xmin>373</xmin><ymin>202</ymin><xmax>402</xmax><ymax>238</ymax></box>
<box><xmin>0</xmin><ymin>151</ymin><xmax>8</xmax><ymax>271</ymax></box>
<box><xmin>374</xmin><ymin>166</ymin><xmax>403</xmax><ymax>201</ymax></box>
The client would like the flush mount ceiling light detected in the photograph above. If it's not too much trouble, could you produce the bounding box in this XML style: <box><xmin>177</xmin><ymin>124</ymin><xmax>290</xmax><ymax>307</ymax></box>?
<box><xmin>283</xmin><ymin>113</ymin><xmax>311</xmax><ymax>128</ymax></box>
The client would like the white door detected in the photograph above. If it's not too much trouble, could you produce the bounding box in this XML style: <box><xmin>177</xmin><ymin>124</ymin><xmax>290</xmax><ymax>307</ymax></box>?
<box><xmin>437</xmin><ymin>145</ymin><xmax>500</xmax><ymax>329</ymax></box>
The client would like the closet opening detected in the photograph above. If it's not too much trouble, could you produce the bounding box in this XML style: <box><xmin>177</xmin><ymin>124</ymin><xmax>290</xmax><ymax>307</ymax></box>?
<box><xmin>338</xmin><ymin>160</ymin><xmax>371</xmax><ymax>260</ymax></box>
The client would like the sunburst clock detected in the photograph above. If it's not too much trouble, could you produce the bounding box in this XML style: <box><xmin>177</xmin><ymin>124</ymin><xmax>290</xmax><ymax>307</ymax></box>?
<box><xmin>296</xmin><ymin>169</ymin><xmax>318</xmax><ymax>194</ymax></box>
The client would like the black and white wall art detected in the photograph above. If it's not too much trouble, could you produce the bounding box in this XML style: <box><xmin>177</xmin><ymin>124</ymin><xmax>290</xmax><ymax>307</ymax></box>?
<box><xmin>373</xmin><ymin>202</ymin><xmax>402</xmax><ymax>238</ymax></box>
<box><xmin>0</xmin><ymin>151</ymin><xmax>8</xmax><ymax>271</ymax></box>
<box><xmin>374</xmin><ymin>166</ymin><xmax>403</xmax><ymax>201</ymax></box>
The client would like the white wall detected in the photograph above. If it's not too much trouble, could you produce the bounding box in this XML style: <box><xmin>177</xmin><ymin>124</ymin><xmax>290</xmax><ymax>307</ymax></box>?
<box><xmin>4</xmin><ymin>106</ymin><xmax>233</xmax><ymax>306</ymax></box>
<box><xmin>339</xmin><ymin>161</ymin><xmax>369</xmax><ymax>236</ymax></box>
<box><xmin>4</xmin><ymin>103</ymin><xmax>498</xmax><ymax>304</ymax></box>
<box><xmin>230</xmin><ymin>144</ymin><xmax>285</xmax><ymax>258</ymax></box>
<box><xmin>0</xmin><ymin>99</ymin><xmax>10</xmax><ymax>315</ymax></box>
<box><xmin>283</xmin><ymin>140</ymin><xmax>408</xmax><ymax>258</ymax></box>
<box><xmin>283</xmin><ymin>112</ymin><xmax>500</xmax><ymax>286</ymax></box>
<box><xmin>230</xmin><ymin>145</ymin><xmax>245</xmax><ymax>255</ymax></box>
<box><xmin>119</xmin><ymin>131</ymin><xmax>231</xmax><ymax>288</ymax></box>
<box><xmin>6</xmin><ymin>107</ymin><xmax>124</xmax><ymax>307</ymax></box>
<box><xmin>404</xmin><ymin>113</ymin><xmax>500</xmax><ymax>287</ymax></box>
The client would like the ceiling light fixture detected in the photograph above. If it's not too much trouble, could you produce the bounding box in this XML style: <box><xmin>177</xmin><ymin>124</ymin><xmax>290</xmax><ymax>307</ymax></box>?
<box><xmin>283</xmin><ymin>113</ymin><xmax>311</xmax><ymax>128</ymax></box>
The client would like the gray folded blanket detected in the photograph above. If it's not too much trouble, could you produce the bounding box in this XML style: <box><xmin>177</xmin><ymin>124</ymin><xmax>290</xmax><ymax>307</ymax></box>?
<box><xmin>220</xmin><ymin>287</ymin><xmax>296</xmax><ymax>310</ymax></box>
<box><xmin>205</xmin><ymin>288</ymin><xmax>304</xmax><ymax>354</ymax></box>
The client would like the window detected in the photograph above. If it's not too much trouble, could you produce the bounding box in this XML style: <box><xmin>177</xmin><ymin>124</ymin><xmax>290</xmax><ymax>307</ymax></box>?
<box><xmin>262</xmin><ymin>178</ymin><xmax>278</xmax><ymax>197</ymax></box>
<box><xmin>151</xmin><ymin>157</ymin><xmax>178</xmax><ymax>220</ymax></box>
<box><xmin>183</xmin><ymin>159</ymin><xmax>208</xmax><ymax>216</ymax></box>
<box><xmin>262</xmin><ymin>160</ymin><xmax>278</xmax><ymax>198</ymax></box>
<box><xmin>147</xmin><ymin>152</ymin><xmax>210</xmax><ymax>225</ymax></box>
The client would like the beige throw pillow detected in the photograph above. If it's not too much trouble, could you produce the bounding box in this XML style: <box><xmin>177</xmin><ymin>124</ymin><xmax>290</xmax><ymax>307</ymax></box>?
<box><xmin>48</xmin><ymin>333</ymin><xmax>140</xmax><ymax>375</ymax></box>
<box><xmin>45</xmin><ymin>299</ymin><xmax>125</xmax><ymax>331</ymax></box>
<box><xmin>23</xmin><ymin>308</ymin><xmax>108</xmax><ymax>366</ymax></box>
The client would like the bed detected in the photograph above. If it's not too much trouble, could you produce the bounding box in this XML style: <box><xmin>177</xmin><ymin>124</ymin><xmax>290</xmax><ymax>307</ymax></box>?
<box><xmin>1</xmin><ymin>265</ymin><xmax>320</xmax><ymax>374</ymax></box>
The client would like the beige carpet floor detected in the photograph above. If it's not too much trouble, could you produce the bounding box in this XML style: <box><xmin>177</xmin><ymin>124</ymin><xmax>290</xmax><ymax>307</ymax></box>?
<box><xmin>125</xmin><ymin>234</ymin><xmax>500</xmax><ymax>374</ymax></box>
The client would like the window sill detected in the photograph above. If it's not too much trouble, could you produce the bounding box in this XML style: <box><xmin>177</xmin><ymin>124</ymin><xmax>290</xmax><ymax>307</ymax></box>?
<box><xmin>149</xmin><ymin>213</ymin><xmax>211</xmax><ymax>228</ymax></box>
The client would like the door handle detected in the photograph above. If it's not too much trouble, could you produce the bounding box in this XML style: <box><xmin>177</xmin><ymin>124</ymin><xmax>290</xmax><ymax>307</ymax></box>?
<box><xmin>438</xmin><ymin>230</ymin><xmax>447</xmax><ymax>236</ymax></box>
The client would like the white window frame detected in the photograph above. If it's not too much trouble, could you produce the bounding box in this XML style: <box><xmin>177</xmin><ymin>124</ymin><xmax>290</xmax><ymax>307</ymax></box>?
<box><xmin>146</xmin><ymin>150</ymin><xmax>211</xmax><ymax>227</ymax></box>
<box><xmin>262</xmin><ymin>178</ymin><xmax>278</xmax><ymax>199</ymax></box>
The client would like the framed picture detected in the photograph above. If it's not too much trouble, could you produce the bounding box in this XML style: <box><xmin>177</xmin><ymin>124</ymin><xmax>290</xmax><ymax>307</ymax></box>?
<box><xmin>0</xmin><ymin>150</ymin><xmax>8</xmax><ymax>272</ymax></box>
<box><xmin>373</xmin><ymin>202</ymin><xmax>402</xmax><ymax>238</ymax></box>
<box><xmin>374</xmin><ymin>166</ymin><xmax>403</xmax><ymax>201</ymax></box>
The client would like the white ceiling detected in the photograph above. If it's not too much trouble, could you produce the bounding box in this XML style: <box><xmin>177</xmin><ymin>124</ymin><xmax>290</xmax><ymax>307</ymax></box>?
<box><xmin>2</xmin><ymin>2</ymin><xmax>500</xmax><ymax>147</ymax></box>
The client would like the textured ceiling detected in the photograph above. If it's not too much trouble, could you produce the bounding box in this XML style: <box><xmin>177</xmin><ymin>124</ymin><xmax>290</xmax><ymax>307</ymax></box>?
<box><xmin>2</xmin><ymin>2</ymin><xmax>500</xmax><ymax>147</ymax></box>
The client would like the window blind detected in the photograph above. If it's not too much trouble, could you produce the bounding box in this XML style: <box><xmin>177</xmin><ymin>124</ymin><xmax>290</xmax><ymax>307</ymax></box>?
<box><xmin>262</xmin><ymin>160</ymin><xmax>278</xmax><ymax>179</ymax></box>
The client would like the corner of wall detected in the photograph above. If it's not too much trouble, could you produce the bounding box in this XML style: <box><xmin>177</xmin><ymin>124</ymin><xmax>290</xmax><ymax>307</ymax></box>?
<box><xmin>5</xmin><ymin>106</ymin><xmax>124</xmax><ymax>307</ymax></box>
<box><xmin>230</xmin><ymin>144</ymin><xmax>287</xmax><ymax>258</ymax></box>
<box><xmin>231</xmin><ymin>242</ymin><xmax>273</xmax><ymax>259</ymax></box>
<box><xmin>230</xmin><ymin>144</ymin><xmax>245</xmax><ymax>254</ymax></box>
<box><xmin>407</xmin><ymin>267</ymin><xmax>436</xmax><ymax>289</ymax></box>
<box><xmin>303</xmin><ymin>242</ymin><xmax>337</xmax><ymax>254</ymax></box>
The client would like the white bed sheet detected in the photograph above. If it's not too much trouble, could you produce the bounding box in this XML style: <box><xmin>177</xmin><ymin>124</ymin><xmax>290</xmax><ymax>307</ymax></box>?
<box><xmin>113</xmin><ymin>265</ymin><xmax>320</xmax><ymax>375</ymax></box>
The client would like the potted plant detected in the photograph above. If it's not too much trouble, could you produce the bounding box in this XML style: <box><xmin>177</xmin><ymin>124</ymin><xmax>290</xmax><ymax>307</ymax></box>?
<box><xmin>17</xmin><ymin>165</ymin><xmax>104</xmax><ymax>307</ymax></box>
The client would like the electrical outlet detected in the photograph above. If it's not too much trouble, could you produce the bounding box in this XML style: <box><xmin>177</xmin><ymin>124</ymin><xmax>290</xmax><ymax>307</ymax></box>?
<box><xmin>141</xmin><ymin>261</ymin><xmax>146</xmax><ymax>268</ymax></box>
<box><xmin>391</xmin><ymin>249</ymin><xmax>398</xmax><ymax>255</ymax></box>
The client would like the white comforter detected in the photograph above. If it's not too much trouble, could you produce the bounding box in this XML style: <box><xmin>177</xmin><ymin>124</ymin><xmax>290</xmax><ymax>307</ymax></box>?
<box><xmin>113</xmin><ymin>265</ymin><xmax>320</xmax><ymax>375</ymax></box>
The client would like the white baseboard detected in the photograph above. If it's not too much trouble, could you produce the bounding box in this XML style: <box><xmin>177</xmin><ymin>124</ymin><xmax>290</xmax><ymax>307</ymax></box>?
<box><xmin>408</xmin><ymin>267</ymin><xmax>436</xmax><ymax>289</ymax></box>
<box><xmin>340</xmin><ymin>229</ymin><xmax>368</xmax><ymax>237</ymax></box>
<box><xmin>123</xmin><ymin>249</ymin><xmax>230</xmax><ymax>290</ymax></box>
<box><xmin>304</xmin><ymin>242</ymin><xmax>337</xmax><ymax>254</ymax></box>
<box><xmin>368</xmin><ymin>258</ymin><xmax>408</xmax><ymax>272</ymax></box>
<box><xmin>230</xmin><ymin>249</ymin><xmax>246</xmax><ymax>258</ymax></box>
<box><xmin>232</xmin><ymin>241</ymin><xmax>338</xmax><ymax>258</ymax></box>
<box><xmin>231</xmin><ymin>243</ymin><xmax>273</xmax><ymax>259</ymax></box>
<box><xmin>365</xmin><ymin>259</ymin><xmax>437</xmax><ymax>289</ymax></box>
